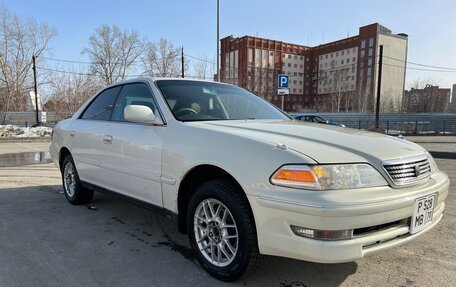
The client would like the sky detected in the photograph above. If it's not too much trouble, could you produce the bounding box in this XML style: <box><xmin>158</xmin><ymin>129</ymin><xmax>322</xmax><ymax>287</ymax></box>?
<box><xmin>2</xmin><ymin>0</ymin><xmax>456</xmax><ymax>88</ymax></box>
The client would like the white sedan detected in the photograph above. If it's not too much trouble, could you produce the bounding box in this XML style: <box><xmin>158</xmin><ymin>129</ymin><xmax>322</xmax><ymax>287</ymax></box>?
<box><xmin>50</xmin><ymin>78</ymin><xmax>449</xmax><ymax>281</ymax></box>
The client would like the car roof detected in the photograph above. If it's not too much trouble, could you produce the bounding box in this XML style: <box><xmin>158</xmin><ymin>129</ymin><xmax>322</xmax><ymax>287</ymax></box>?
<box><xmin>104</xmin><ymin>77</ymin><xmax>234</xmax><ymax>89</ymax></box>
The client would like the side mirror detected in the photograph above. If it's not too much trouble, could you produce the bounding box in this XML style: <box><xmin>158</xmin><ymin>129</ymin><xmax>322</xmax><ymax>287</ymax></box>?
<box><xmin>124</xmin><ymin>105</ymin><xmax>162</xmax><ymax>124</ymax></box>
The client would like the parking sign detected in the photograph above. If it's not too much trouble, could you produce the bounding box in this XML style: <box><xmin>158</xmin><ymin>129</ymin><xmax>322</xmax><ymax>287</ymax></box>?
<box><xmin>278</xmin><ymin>74</ymin><xmax>289</xmax><ymax>88</ymax></box>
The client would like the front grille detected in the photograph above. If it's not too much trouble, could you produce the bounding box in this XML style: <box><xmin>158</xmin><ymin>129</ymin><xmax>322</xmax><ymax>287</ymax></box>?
<box><xmin>383</xmin><ymin>155</ymin><xmax>431</xmax><ymax>185</ymax></box>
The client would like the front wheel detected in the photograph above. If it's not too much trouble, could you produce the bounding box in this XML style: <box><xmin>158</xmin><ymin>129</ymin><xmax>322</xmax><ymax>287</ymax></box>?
<box><xmin>61</xmin><ymin>154</ymin><xmax>93</xmax><ymax>205</ymax></box>
<box><xmin>187</xmin><ymin>179</ymin><xmax>263</xmax><ymax>281</ymax></box>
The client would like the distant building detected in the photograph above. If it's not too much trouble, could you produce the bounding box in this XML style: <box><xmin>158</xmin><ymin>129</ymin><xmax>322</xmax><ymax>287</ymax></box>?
<box><xmin>220</xmin><ymin>23</ymin><xmax>408</xmax><ymax>112</ymax></box>
<box><xmin>403</xmin><ymin>84</ymin><xmax>451</xmax><ymax>113</ymax></box>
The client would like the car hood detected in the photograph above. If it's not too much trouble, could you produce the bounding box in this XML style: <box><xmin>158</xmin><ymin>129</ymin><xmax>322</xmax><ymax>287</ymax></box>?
<box><xmin>192</xmin><ymin>120</ymin><xmax>425</xmax><ymax>164</ymax></box>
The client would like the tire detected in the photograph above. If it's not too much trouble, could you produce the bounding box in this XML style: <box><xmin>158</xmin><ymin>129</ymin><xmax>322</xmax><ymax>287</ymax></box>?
<box><xmin>187</xmin><ymin>179</ymin><xmax>264</xmax><ymax>281</ymax></box>
<box><xmin>61</xmin><ymin>154</ymin><xmax>93</xmax><ymax>205</ymax></box>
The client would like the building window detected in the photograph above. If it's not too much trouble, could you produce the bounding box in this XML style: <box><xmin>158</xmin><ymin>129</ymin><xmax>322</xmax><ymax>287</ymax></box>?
<box><xmin>360</xmin><ymin>49</ymin><xmax>365</xmax><ymax>58</ymax></box>
<box><xmin>299</xmin><ymin>80</ymin><xmax>303</xmax><ymax>84</ymax></box>
<box><xmin>300</xmin><ymin>64</ymin><xmax>303</xmax><ymax>68</ymax></box>
<box><xmin>293</xmin><ymin>88</ymin><xmax>296</xmax><ymax>93</ymax></box>
<box><xmin>300</xmin><ymin>56</ymin><xmax>304</xmax><ymax>60</ymax></box>
<box><xmin>347</xmin><ymin>58</ymin><xmax>350</xmax><ymax>63</ymax></box>
<box><xmin>320</xmin><ymin>63</ymin><xmax>322</xmax><ymax>69</ymax></box>
<box><xmin>330</xmin><ymin>53</ymin><xmax>333</xmax><ymax>58</ymax></box>
<box><xmin>369</xmin><ymin>37</ymin><xmax>374</xmax><ymax>47</ymax></box>
<box><xmin>293</xmin><ymin>80</ymin><xmax>297</xmax><ymax>84</ymax></box>
<box><xmin>361</xmin><ymin>40</ymin><xmax>366</xmax><ymax>49</ymax></box>
<box><xmin>368</xmin><ymin>58</ymin><xmax>373</xmax><ymax>66</ymax></box>
<box><xmin>336</xmin><ymin>52</ymin><xmax>339</xmax><ymax>57</ymax></box>
<box><xmin>283</xmin><ymin>53</ymin><xmax>286</xmax><ymax>58</ymax></box>
<box><xmin>294</xmin><ymin>55</ymin><xmax>297</xmax><ymax>59</ymax></box>
<box><xmin>282</xmin><ymin>62</ymin><xmax>285</xmax><ymax>67</ymax></box>
<box><xmin>360</xmin><ymin>61</ymin><xmax>364</xmax><ymax>68</ymax></box>
<box><xmin>288</xmin><ymin>63</ymin><xmax>291</xmax><ymax>67</ymax></box>
<box><xmin>347</xmin><ymin>49</ymin><xmax>350</xmax><ymax>54</ymax></box>
<box><xmin>325</xmin><ymin>62</ymin><xmax>328</xmax><ymax>67</ymax></box>
<box><xmin>248</xmin><ymin>48</ymin><xmax>253</xmax><ymax>65</ymax></box>
<box><xmin>299</xmin><ymin>89</ymin><xmax>302</xmax><ymax>93</ymax></box>
<box><xmin>294</xmin><ymin>64</ymin><xmax>297</xmax><ymax>68</ymax></box>
<box><xmin>341</xmin><ymin>59</ymin><xmax>344</xmax><ymax>64</ymax></box>
<box><xmin>359</xmin><ymin>68</ymin><xmax>364</xmax><ymax>77</ymax></box>
<box><xmin>352</xmin><ymin>76</ymin><xmax>355</xmax><ymax>80</ymax></box>
<box><xmin>353</xmin><ymin>57</ymin><xmax>356</xmax><ymax>62</ymax></box>
<box><xmin>288</xmin><ymin>55</ymin><xmax>291</xmax><ymax>59</ymax></box>
<box><xmin>270</xmin><ymin>51</ymin><xmax>274</xmax><ymax>56</ymax></box>
<box><xmin>341</xmin><ymin>50</ymin><xmax>345</xmax><ymax>55</ymax></box>
<box><xmin>325</xmin><ymin>54</ymin><xmax>328</xmax><ymax>59</ymax></box>
<box><xmin>368</xmin><ymin>48</ymin><xmax>373</xmax><ymax>57</ymax></box>
<box><xmin>367</xmin><ymin>67</ymin><xmax>372</xmax><ymax>76</ymax></box>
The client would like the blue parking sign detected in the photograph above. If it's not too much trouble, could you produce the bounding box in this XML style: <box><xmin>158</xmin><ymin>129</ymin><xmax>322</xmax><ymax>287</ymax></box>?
<box><xmin>278</xmin><ymin>74</ymin><xmax>289</xmax><ymax>88</ymax></box>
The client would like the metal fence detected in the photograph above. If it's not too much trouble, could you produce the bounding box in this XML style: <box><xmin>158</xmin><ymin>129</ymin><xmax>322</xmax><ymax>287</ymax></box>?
<box><xmin>295</xmin><ymin>113</ymin><xmax>456</xmax><ymax>135</ymax></box>
<box><xmin>2</xmin><ymin>111</ymin><xmax>456</xmax><ymax>135</ymax></box>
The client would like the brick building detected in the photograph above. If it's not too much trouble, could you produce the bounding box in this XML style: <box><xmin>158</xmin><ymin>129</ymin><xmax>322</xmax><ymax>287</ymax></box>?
<box><xmin>220</xmin><ymin>23</ymin><xmax>408</xmax><ymax>112</ymax></box>
<box><xmin>403</xmin><ymin>84</ymin><xmax>451</xmax><ymax>113</ymax></box>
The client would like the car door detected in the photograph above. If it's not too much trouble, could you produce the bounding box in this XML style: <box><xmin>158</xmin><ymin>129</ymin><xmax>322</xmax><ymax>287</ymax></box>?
<box><xmin>101</xmin><ymin>82</ymin><xmax>165</xmax><ymax>206</ymax></box>
<box><xmin>71</xmin><ymin>86</ymin><xmax>122</xmax><ymax>188</ymax></box>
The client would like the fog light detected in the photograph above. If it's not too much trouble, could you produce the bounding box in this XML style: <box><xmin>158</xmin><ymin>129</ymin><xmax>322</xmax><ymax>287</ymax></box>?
<box><xmin>291</xmin><ymin>225</ymin><xmax>353</xmax><ymax>241</ymax></box>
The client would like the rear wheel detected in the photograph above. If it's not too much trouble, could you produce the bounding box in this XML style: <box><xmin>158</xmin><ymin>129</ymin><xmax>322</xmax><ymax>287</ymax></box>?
<box><xmin>187</xmin><ymin>179</ymin><xmax>263</xmax><ymax>281</ymax></box>
<box><xmin>61</xmin><ymin>154</ymin><xmax>93</xmax><ymax>205</ymax></box>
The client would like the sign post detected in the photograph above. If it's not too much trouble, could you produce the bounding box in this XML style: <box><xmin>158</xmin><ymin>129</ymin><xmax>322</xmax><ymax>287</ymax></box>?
<box><xmin>277</xmin><ymin>74</ymin><xmax>290</xmax><ymax>111</ymax></box>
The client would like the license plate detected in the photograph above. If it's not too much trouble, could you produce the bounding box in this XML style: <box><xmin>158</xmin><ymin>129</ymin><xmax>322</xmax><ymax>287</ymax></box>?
<box><xmin>410</xmin><ymin>193</ymin><xmax>436</xmax><ymax>234</ymax></box>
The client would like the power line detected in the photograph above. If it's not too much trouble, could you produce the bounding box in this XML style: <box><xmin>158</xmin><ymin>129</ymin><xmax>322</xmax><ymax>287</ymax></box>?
<box><xmin>383</xmin><ymin>55</ymin><xmax>456</xmax><ymax>71</ymax></box>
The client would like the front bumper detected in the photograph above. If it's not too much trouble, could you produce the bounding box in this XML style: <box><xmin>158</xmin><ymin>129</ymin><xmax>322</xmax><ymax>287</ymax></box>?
<box><xmin>248</xmin><ymin>170</ymin><xmax>449</xmax><ymax>263</ymax></box>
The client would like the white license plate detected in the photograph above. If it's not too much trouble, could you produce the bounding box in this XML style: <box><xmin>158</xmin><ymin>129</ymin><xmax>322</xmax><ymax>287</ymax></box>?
<box><xmin>410</xmin><ymin>193</ymin><xmax>436</xmax><ymax>234</ymax></box>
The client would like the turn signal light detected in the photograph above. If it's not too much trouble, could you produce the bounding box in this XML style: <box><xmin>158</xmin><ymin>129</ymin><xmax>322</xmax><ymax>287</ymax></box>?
<box><xmin>290</xmin><ymin>225</ymin><xmax>353</xmax><ymax>241</ymax></box>
<box><xmin>270</xmin><ymin>166</ymin><xmax>319</xmax><ymax>189</ymax></box>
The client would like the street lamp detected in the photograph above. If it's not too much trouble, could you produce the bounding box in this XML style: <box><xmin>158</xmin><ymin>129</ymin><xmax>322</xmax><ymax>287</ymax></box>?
<box><xmin>216</xmin><ymin>0</ymin><xmax>220</xmax><ymax>82</ymax></box>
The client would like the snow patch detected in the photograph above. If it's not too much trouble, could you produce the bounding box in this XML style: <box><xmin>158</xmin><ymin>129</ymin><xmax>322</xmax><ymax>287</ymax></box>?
<box><xmin>0</xmin><ymin>125</ymin><xmax>52</xmax><ymax>138</ymax></box>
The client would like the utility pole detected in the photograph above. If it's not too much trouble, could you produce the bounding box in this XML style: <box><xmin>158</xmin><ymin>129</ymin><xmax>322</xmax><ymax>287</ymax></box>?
<box><xmin>375</xmin><ymin>45</ymin><xmax>383</xmax><ymax>129</ymax></box>
<box><xmin>32</xmin><ymin>55</ymin><xmax>40</xmax><ymax>125</ymax></box>
<box><xmin>216</xmin><ymin>0</ymin><xmax>220</xmax><ymax>82</ymax></box>
<box><xmin>181</xmin><ymin>46</ymin><xmax>185</xmax><ymax>78</ymax></box>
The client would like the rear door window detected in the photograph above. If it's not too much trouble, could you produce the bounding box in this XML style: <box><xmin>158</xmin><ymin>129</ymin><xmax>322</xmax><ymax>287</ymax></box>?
<box><xmin>81</xmin><ymin>86</ymin><xmax>121</xmax><ymax>120</ymax></box>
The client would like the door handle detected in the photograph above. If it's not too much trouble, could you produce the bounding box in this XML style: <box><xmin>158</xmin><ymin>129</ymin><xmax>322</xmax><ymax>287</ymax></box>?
<box><xmin>103</xmin><ymin>135</ymin><xmax>113</xmax><ymax>145</ymax></box>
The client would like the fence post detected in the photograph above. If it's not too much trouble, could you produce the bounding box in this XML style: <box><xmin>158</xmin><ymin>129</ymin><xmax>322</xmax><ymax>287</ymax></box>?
<box><xmin>386</xmin><ymin>120</ymin><xmax>389</xmax><ymax>134</ymax></box>
<box><xmin>443</xmin><ymin>120</ymin><xmax>446</xmax><ymax>134</ymax></box>
<box><xmin>358</xmin><ymin>120</ymin><xmax>361</xmax><ymax>130</ymax></box>
<box><xmin>414</xmin><ymin>120</ymin><xmax>418</xmax><ymax>135</ymax></box>
<box><xmin>25</xmin><ymin>122</ymin><xmax>28</xmax><ymax>128</ymax></box>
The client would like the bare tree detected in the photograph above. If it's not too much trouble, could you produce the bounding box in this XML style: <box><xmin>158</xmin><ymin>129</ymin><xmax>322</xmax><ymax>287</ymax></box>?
<box><xmin>405</xmin><ymin>78</ymin><xmax>443</xmax><ymax>112</ymax></box>
<box><xmin>82</xmin><ymin>24</ymin><xmax>145</xmax><ymax>85</ymax></box>
<box><xmin>192</xmin><ymin>54</ymin><xmax>214</xmax><ymax>80</ymax></box>
<box><xmin>45</xmin><ymin>69</ymin><xmax>101</xmax><ymax>117</ymax></box>
<box><xmin>0</xmin><ymin>5</ymin><xmax>57</xmax><ymax>122</ymax></box>
<box><xmin>328</xmin><ymin>69</ymin><xmax>348</xmax><ymax>113</ymax></box>
<box><xmin>142</xmin><ymin>38</ymin><xmax>184</xmax><ymax>77</ymax></box>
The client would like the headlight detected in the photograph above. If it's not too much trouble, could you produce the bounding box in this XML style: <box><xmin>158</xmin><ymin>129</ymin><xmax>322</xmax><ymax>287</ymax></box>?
<box><xmin>426</xmin><ymin>151</ymin><xmax>438</xmax><ymax>173</ymax></box>
<box><xmin>270</xmin><ymin>164</ymin><xmax>388</xmax><ymax>190</ymax></box>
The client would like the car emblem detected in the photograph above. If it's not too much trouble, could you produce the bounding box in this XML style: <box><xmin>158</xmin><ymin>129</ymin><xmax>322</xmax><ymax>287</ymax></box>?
<box><xmin>414</xmin><ymin>165</ymin><xmax>421</xmax><ymax>177</ymax></box>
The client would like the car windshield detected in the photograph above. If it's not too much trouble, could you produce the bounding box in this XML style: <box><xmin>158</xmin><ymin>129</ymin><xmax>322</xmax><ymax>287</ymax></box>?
<box><xmin>156</xmin><ymin>80</ymin><xmax>289</xmax><ymax>122</ymax></box>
